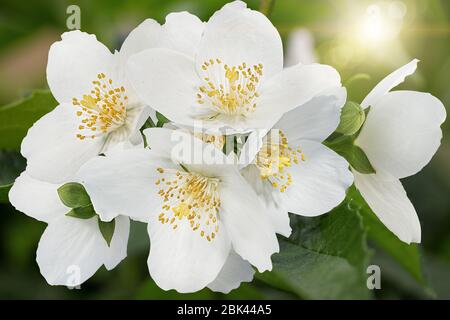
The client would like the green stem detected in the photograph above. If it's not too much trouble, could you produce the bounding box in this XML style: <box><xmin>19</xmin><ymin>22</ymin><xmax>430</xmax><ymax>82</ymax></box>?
<box><xmin>259</xmin><ymin>0</ymin><xmax>276</xmax><ymax>17</ymax></box>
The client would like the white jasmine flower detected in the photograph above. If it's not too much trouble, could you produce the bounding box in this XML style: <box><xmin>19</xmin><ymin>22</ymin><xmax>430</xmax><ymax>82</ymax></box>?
<box><xmin>8</xmin><ymin>171</ymin><xmax>129</xmax><ymax>286</ymax></box>
<box><xmin>76</xmin><ymin>128</ymin><xmax>279</xmax><ymax>293</ymax></box>
<box><xmin>354</xmin><ymin>59</ymin><xmax>446</xmax><ymax>244</ymax></box>
<box><xmin>239</xmin><ymin>88</ymin><xmax>354</xmax><ymax>236</ymax></box>
<box><xmin>126</xmin><ymin>1</ymin><xmax>342</xmax><ymax>133</ymax></box>
<box><xmin>22</xmin><ymin>12</ymin><xmax>205</xmax><ymax>184</ymax></box>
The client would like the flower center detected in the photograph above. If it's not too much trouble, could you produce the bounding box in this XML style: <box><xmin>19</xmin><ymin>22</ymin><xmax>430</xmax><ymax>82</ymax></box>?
<box><xmin>72</xmin><ymin>73</ymin><xmax>128</xmax><ymax>140</ymax></box>
<box><xmin>196</xmin><ymin>59</ymin><xmax>263</xmax><ymax>117</ymax></box>
<box><xmin>155</xmin><ymin>168</ymin><xmax>220</xmax><ymax>242</ymax></box>
<box><xmin>255</xmin><ymin>130</ymin><xmax>305</xmax><ymax>192</ymax></box>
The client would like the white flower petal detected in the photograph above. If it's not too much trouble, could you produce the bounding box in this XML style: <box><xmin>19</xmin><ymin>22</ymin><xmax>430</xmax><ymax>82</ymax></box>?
<box><xmin>196</xmin><ymin>1</ymin><xmax>282</xmax><ymax>79</ymax></box>
<box><xmin>103</xmin><ymin>215</ymin><xmax>130</xmax><ymax>270</ymax></box>
<box><xmin>118</xmin><ymin>19</ymin><xmax>161</xmax><ymax>64</ymax></box>
<box><xmin>266</xmin><ymin>205</ymin><xmax>291</xmax><ymax>238</ymax></box>
<box><xmin>283</xmin><ymin>140</ymin><xmax>353</xmax><ymax>216</ymax></box>
<box><xmin>353</xmin><ymin>171</ymin><xmax>421</xmax><ymax>244</ymax></box>
<box><xmin>220</xmin><ymin>171</ymin><xmax>279</xmax><ymax>272</ymax></box>
<box><xmin>126</xmin><ymin>48</ymin><xmax>197</xmax><ymax>125</ymax></box>
<box><xmin>101</xmin><ymin>105</ymin><xmax>151</xmax><ymax>153</ymax></box>
<box><xmin>77</xmin><ymin>148</ymin><xmax>176</xmax><ymax>222</ymax></box>
<box><xmin>159</xmin><ymin>11</ymin><xmax>204</xmax><ymax>58</ymax></box>
<box><xmin>21</xmin><ymin>104</ymin><xmax>105</xmax><ymax>184</ymax></box>
<box><xmin>47</xmin><ymin>30</ymin><xmax>114</xmax><ymax>104</ymax></box>
<box><xmin>240</xmin><ymin>165</ymin><xmax>291</xmax><ymax>237</ymax></box>
<box><xmin>9</xmin><ymin>172</ymin><xmax>67</xmax><ymax>223</ymax></box>
<box><xmin>147</xmin><ymin>216</ymin><xmax>230</xmax><ymax>293</ymax></box>
<box><xmin>237</xmin><ymin>129</ymin><xmax>268</xmax><ymax>168</ymax></box>
<box><xmin>143</xmin><ymin>127</ymin><xmax>232</xmax><ymax>171</ymax></box>
<box><xmin>356</xmin><ymin>91</ymin><xmax>446</xmax><ymax>179</ymax></box>
<box><xmin>274</xmin><ymin>86</ymin><xmax>347</xmax><ymax>143</ymax></box>
<box><xmin>207</xmin><ymin>250</ymin><xmax>254</xmax><ymax>294</ymax></box>
<box><xmin>36</xmin><ymin>216</ymin><xmax>107</xmax><ymax>286</ymax></box>
<box><xmin>123</xmin><ymin>105</ymin><xmax>153</xmax><ymax>147</ymax></box>
<box><xmin>361</xmin><ymin>59</ymin><xmax>418</xmax><ymax>109</ymax></box>
<box><xmin>247</xmin><ymin>63</ymin><xmax>342</xmax><ymax>129</ymax></box>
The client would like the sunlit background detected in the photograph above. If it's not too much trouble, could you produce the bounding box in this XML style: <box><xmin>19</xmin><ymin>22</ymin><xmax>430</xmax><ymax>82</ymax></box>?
<box><xmin>0</xmin><ymin>0</ymin><xmax>449</xmax><ymax>299</ymax></box>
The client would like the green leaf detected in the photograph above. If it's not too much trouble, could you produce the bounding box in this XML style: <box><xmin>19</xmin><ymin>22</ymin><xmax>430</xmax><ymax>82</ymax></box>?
<box><xmin>0</xmin><ymin>183</ymin><xmax>12</xmax><ymax>203</ymax></box>
<box><xmin>156</xmin><ymin>112</ymin><xmax>170</xmax><ymax>127</ymax></box>
<box><xmin>98</xmin><ymin>218</ymin><xmax>115</xmax><ymax>246</ymax></box>
<box><xmin>258</xmin><ymin>203</ymin><xmax>372</xmax><ymax>299</ymax></box>
<box><xmin>66</xmin><ymin>204</ymin><xmax>96</xmax><ymax>219</ymax></box>
<box><xmin>57</xmin><ymin>182</ymin><xmax>91</xmax><ymax>208</ymax></box>
<box><xmin>258</xmin><ymin>239</ymin><xmax>371</xmax><ymax>299</ymax></box>
<box><xmin>0</xmin><ymin>150</ymin><xmax>26</xmax><ymax>185</ymax></box>
<box><xmin>347</xmin><ymin>187</ymin><xmax>427</xmax><ymax>285</ymax></box>
<box><xmin>0</xmin><ymin>90</ymin><xmax>58</xmax><ymax>151</ymax></box>
<box><xmin>336</xmin><ymin>101</ymin><xmax>366</xmax><ymax>136</ymax></box>
<box><xmin>0</xmin><ymin>151</ymin><xmax>26</xmax><ymax>205</ymax></box>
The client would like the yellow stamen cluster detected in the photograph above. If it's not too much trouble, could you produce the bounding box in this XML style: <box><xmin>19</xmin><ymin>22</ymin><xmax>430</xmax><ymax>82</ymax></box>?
<box><xmin>156</xmin><ymin>168</ymin><xmax>221</xmax><ymax>242</ymax></box>
<box><xmin>72</xmin><ymin>73</ymin><xmax>128</xmax><ymax>140</ymax></box>
<box><xmin>255</xmin><ymin>130</ymin><xmax>305</xmax><ymax>192</ymax></box>
<box><xmin>197</xmin><ymin>59</ymin><xmax>263</xmax><ymax>116</ymax></box>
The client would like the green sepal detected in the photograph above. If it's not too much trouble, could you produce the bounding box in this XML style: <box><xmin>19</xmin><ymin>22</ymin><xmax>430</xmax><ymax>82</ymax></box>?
<box><xmin>98</xmin><ymin>218</ymin><xmax>116</xmax><ymax>247</ymax></box>
<box><xmin>65</xmin><ymin>204</ymin><xmax>96</xmax><ymax>219</ymax></box>
<box><xmin>343</xmin><ymin>145</ymin><xmax>376</xmax><ymax>174</ymax></box>
<box><xmin>325</xmin><ymin>134</ymin><xmax>376</xmax><ymax>174</ymax></box>
<box><xmin>57</xmin><ymin>182</ymin><xmax>91</xmax><ymax>208</ymax></box>
<box><xmin>156</xmin><ymin>112</ymin><xmax>170</xmax><ymax>127</ymax></box>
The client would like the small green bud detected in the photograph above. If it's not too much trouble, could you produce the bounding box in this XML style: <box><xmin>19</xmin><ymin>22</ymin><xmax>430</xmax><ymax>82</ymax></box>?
<box><xmin>98</xmin><ymin>219</ymin><xmax>116</xmax><ymax>247</ymax></box>
<box><xmin>336</xmin><ymin>101</ymin><xmax>366</xmax><ymax>136</ymax></box>
<box><xmin>57</xmin><ymin>182</ymin><xmax>91</xmax><ymax>208</ymax></box>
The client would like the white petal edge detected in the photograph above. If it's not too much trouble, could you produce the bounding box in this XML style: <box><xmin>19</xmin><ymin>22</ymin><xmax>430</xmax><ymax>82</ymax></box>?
<box><xmin>104</xmin><ymin>216</ymin><xmax>130</xmax><ymax>270</ymax></box>
<box><xmin>8</xmin><ymin>171</ymin><xmax>67</xmax><ymax>223</ymax></box>
<box><xmin>196</xmin><ymin>1</ymin><xmax>283</xmax><ymax>79</ymax></box>
<box><xmin>282</xmin><ymin>140</ymin><xmax>353</xmax><ymax>216</ymax></box>
<box><xmin>47</xmin><ymin>30</ymin><xmax>114</xmax><ymax>104</ymax></box>
<box><xmin>240</xmin><ymin>164</ymin><xmax>292</xmax><ymax>237</ymax></box>
<box><xmin>147</xmin><ymin>217</ymin><xmax>231</xmax><ymax>293</ymax></box>
<box><xmin>361</xmin><ymin>59</ymin><xmax>418</xmax><ymax>109</ymax></box>
<box><xmin>21</xmin><ymin>104</ymin><xmax>104</xmax><ymax>184</ymax></box>
<box><xmin>36</xmin><ymin>216</ymin><xmax>107</xmax><ymax>286</ymax></box>
<box><xmin>274</xmin><ymin>86</ymin><xmax>347</xmax><ymax>143</ymax></box>
<box><xmin>118</xmin><ymin>19</ymin><xmax>161</xmax><ymax>64</ymax></box>
<box><xmin>207</xmin><ymin>250</ymin><xmax>255</xmax><ymax>294</ymax></box>
<box><xmin>159</xmin><ymin>11</ymin><xmax>205</xmax><ymax>58</ymax></box>
<box><xmin>220</xmin><ymin>171</ymin><xmax>279</xmax><ymax>272</ymax></box>
<box><xmin>247</xmin><ymin>63</ymin><xmax>342</xmax><ymax>129</ymax></box>
<box><xmin>356</xmin><ymin>90</ymin><xmax>446</xmax><ymax>179</ymax></box>
<box><xmin>77</xmin><ymin>148</ymin><xmax>176</xmax><ymax>223</ymax></box>
<box><xmin>238</xmin><ymin>129</ymin><xmax>268</xmax><ymax>168</ymax></box>
<box><xmin>353</xmin><ymin>171</ymin><xmax>421</xmax><ymax>244</ymax></box>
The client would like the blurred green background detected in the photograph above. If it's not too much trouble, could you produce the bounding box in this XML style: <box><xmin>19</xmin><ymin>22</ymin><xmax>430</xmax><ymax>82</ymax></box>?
<box><xmin>0</xmin><ymin>0</ymin><xmax>449</xmax><ymax>299</ymax></box>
